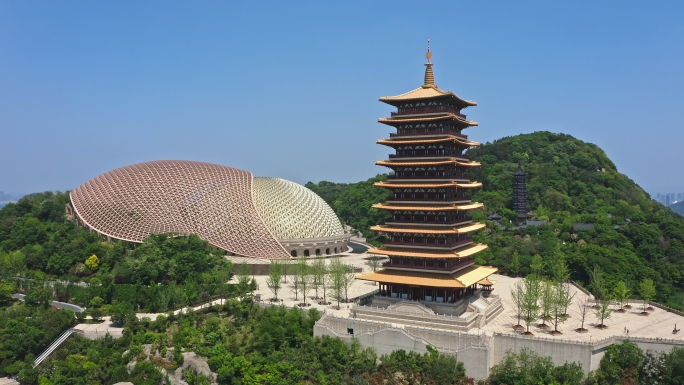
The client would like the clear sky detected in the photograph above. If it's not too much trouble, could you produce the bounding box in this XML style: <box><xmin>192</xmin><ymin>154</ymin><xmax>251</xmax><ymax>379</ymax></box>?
<box><xmin>1</xmin><ymin>1</ymin><xmax>683</xmax><ymax>197</ymax></box>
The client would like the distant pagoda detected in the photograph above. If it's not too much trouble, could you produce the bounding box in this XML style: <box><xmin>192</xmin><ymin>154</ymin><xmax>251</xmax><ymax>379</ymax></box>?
<box><xmin>357</xmin><ymin>43</ymin><xmax>496</xmax><ymax>303</ymax></box>
<box><xmin>513</xmin><ymin>165</ymin><xmax>530</xmax><ymax>220</ymax></box>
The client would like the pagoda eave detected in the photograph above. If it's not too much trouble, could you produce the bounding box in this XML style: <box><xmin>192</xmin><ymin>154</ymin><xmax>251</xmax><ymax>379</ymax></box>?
<box><xmin>374</xmin><ymin>181</ymin><xmax>483</xmax><ymax>189</ymax></box>
<box><xmin>375</xmin><ymin>160</ymin><xmax>481</xmax><ymax>168</ymax></box>
<box><xmin>356</xmin><ymin>264</ymin><xmax>497</xmax><ymax>289</ymax></box>
<box><xmin>372</xmin><ymin>202</ymin><xmax>484</xmax><ymax>211</ymax></box>
<box><xmin>378</xmin><ymin>115</ymin><xmax>478</xmax><ymax>128</ymax></box>
<box><xmin>371</xmin><ymin>222</ymin><xmax>486</xmax><ymax>235</ymax></box>
<box><xmin>378</xmin><ymin>86</ymin><xmax>477</xmax><ymax>108</ymax></box>
<box><xmin>376</xmin><ymin>137</ymin><xmax>480</xmax><ymax>148</ymax></box>
<box><xmin>368</xmin><ymin>244</ymin><xmax>488</xmax><ymax>259</ymax></box>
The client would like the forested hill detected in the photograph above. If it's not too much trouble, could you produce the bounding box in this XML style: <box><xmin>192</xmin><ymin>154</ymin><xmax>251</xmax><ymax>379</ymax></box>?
<box><xmin>670</xmin><ymin>201</ymin><xmax>684</xmax><ymax>217</ymax></box>
<box><xmin>307</xmin><ymin>131</ymin><xmax>684</xmax><ymax>309</ymax></box>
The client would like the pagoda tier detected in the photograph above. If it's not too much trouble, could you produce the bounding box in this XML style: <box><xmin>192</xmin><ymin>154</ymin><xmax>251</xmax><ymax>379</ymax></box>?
<box><xmin>357</xmin><ymin>46</ymin><xmax>495</xmax><ymax>304</ymax></box>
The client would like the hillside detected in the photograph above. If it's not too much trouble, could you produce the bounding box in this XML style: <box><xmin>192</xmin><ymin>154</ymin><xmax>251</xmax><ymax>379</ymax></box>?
<box><xmin>670</xmin><ymin>201</ymin><xmax>684</xmax><ymax>217</ymax></box>
<box><xmin>307</xmin><ymin>132</ymin><xmax>684</xmax><ymax>309</ymax></box>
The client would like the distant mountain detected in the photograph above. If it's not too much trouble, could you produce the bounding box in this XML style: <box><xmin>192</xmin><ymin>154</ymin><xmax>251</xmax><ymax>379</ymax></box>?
<box><xmin>670</xmin><ymin>201</ymin><xmax>684</xmax><ymax>216</ymax></box>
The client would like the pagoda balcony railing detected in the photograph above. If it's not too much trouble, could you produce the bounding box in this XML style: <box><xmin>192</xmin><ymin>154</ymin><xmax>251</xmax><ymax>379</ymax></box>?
<box><xmin>390</xmin><ymin>130</ymin><xmax>467</xmax><ymax>139</ymax></box>
<box><xmin>388</xmin><ymin>195</ymin><xmax>468</xmax><ymax>202</ymax></box>
<box><xmin>387</xmin><ymin>173</ymin><xmax>467</xmax><ymax>179</ymax></box>
<box><xmin>383</xmin><ymin>258</ymin><xmax>474</xmax><ymax>272</ymax></box>
<box><xmin>384</xmin><ymin>238</ymin><xmax>473</xmax><ymax>248</ymax></box>
<box><xmin>388</xmin><ymin>152</ymin><xmax>465</xmax><ymax>159</ymax></box>
<box><xmin>391</xmin><ymin>106</ymin><xmax>466</xmax><ymax>117</ymax></box>
<box><xmin>388</xmin><ymin>218</ymin><xmax>472</xmax><ymax>226</ymax></box>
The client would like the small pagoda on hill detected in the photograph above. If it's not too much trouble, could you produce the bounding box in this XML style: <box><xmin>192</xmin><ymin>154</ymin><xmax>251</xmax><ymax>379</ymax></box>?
<box><xmin>357</xmin><ymin>44</ymin><xmax>497</xmax><ymax>304</ymax></box>
<box><xmin>513</xmin><ymin>165</ymin><xmax>530</xmax><ymax>220</ymax></box>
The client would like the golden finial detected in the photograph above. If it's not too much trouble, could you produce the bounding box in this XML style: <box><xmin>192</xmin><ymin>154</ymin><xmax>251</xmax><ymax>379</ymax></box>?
<box><xmin>423</xmin><ymin>39</ymin><xmax>435</xmax><ymax>87</ymax></box>
<box><xmin>425</xmin><ymin>39</ymin><xmax>433</xmax><ymax>63</ymax></box>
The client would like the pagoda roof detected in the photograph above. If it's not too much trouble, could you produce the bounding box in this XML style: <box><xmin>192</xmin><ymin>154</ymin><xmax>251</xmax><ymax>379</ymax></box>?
<box><xmin>372</xmin><ymin>202</ymin><xmax>484</xmax><ymax>211</ymax></box>
<box><xmin>370</xmin><ymin>222</ymin><xmax>485</xmax><ymax>235</ymax></box>
<box><xmin>356</xmin><ymin>264</ymin><xmax>497</xmax><ymax>289</ymax></box>
<box><xmin>374</xmin><ymin>181</ymin><xmax>482</xmax><ymax>189</ymax></box>
<box><xmin>376</xmin><ymin>136</ymin><xmax>480</xmax><ymax>147</ymax></box>
<box><xmin>376</xmin><ymin>159</ymin><xmax>481</xmax><ymax>168</ymax></box>
<box><xmin>368</xmin><ymin>243</ymin><xmax>488</xmax><ymax>259</ymax></box>
<box><xmin>378</xmin><ymin>114</ymin><xmax>478</xmax><ymax>127</ymax></box>
<box><xmin>379</xmin><ymin>85</ymin><xmax>477</xmax><ymax>108</ymax></box>
<box><xmin>514</xmin><ymin>166</ymin><xmax>526</xmax><ymax>176</ymax></box>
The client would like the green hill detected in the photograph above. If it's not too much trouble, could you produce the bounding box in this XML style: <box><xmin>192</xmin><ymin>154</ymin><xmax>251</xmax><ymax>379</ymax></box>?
<box><xmin>670</xmin><ymin>201</ymin><xmax>684</xmax><ymax>217</ymax></box>
<box><xmin>307</xmin><ymin>132</ymin><xmax>684</xmax><ymax>309</ymax></box>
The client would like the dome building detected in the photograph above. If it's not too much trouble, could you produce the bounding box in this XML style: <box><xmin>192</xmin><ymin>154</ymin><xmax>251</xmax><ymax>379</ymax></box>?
<box><xmin>67</xmin><ymin>160</ymin><xmax>349</xmax><ymax>259</ymax></box>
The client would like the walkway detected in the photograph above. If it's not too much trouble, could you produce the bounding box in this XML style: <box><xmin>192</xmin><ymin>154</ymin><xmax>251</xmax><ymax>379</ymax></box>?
<box><xmin>12</xmin><ymin>294</ymin><xmax>85</xmax><ymax>313</ymax></box>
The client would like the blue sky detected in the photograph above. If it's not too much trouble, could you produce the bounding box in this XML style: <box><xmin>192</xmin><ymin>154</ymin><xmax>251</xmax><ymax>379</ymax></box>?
<box><xmin>1</xmin><ymin>1</ymin><xmax>683</xmax><ymax>196</ymax></box>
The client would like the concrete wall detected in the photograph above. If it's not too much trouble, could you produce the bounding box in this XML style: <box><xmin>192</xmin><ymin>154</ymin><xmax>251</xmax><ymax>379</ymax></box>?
<box><xmin>315</xmin><ymin>315</ymin><xmax>684</xmax><ymax>380</ymax></box>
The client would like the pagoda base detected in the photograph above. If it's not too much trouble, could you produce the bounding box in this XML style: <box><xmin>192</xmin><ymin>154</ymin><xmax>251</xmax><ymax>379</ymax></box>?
<box><xmin>352</xmin><ymin>289</ymin><xmax>503</xmax><ymax>332</ymax></box>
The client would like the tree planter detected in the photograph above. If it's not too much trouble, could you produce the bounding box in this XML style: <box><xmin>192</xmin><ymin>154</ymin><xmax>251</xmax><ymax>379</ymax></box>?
<box><xmin>297</xmin><ymin>303</ymin><xmax>311</xmax><ymax>307</ymax></box>
<box><xmin>513</xmin><ymin>324</ymin><xmax>525</xmax><ymax>331</ymax></box>
<box><xmin>640</xmin><ymin>311</ymin><xmax>650</xmax><ymax>316</ymax></box>
<box><xmin>624</xmin><ymin>305</ymin><xmax>632</xmax><ymax>309</ymax></box>
<box><xmin>522</xmin><ymin>331</ymin><xmax>534</xmax><ymax>336</ymax></box>
<box><xmin>575</xmin><ymin>328</ymin><xmax>589</xmax><ymax>333</ymax></box>
<box><xmin>616</xmin><ymin>308</ymin><xmax>626</xmax><ymax>313</ymax></box>
<box><xmin>550</xmin><ymin>331</ymin><xmax>562</xmax><ymax>336</ymax></box>
<box><xmin>537</xmin><ymin>324</ymin><xmax>549</xmax><ymax>329</ymax></box>
<box><xmin>596</xmin><ymin>324</ymin><xmax>608</xmax><ymax>329</ymax></box>
<box><xmin>646</xmin><ymin>306</ymin><xmax>655</xmax><ymax>312</ymax></box>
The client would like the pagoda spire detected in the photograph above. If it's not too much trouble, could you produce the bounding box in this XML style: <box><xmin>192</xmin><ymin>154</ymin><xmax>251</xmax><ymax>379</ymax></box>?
<box><xmin>423</xmin><ymin>39</ymin><xmax>435</xmax><ymax>87</ymax></box>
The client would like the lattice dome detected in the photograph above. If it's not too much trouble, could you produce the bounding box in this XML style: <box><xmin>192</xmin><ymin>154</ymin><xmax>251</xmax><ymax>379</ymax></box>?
<box><xmin>69</xmin><ymin>160</ymin><xmax>289</xmax><ymax>259</ymax></box>
<box><xmin>252</xmin><ymin>177</ymin><xmax>344</xmax><ymax>240</ymax></box>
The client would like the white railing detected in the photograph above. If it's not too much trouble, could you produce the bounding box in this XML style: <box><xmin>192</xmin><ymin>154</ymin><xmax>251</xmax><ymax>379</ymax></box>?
<box><xmin>33</xmin><ymin>328</ymin><xmax>77</xmax><ymax>368</ymax></box>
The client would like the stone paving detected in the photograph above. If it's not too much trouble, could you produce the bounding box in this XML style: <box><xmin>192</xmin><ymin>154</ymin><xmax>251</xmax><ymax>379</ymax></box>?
<box><xmin>480</xmin><ymin>274</ymin><xmax>684</xmax><ymax>342</ymax></box>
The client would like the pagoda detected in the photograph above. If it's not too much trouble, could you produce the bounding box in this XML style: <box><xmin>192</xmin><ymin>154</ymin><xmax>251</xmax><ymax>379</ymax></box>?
<box><xmin>513</xmin><ymin>165</ymin><xmax>530</xmax><ymax>220</ymax></box>
<box><xmin>357</xmin><ymin>44</ymin><xmax>497</xmax><ymax>304</ymax></box>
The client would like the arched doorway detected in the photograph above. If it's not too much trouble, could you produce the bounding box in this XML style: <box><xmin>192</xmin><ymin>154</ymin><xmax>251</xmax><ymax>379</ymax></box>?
<box><xmin>291</xmin><ymin>250</ymin><xmax>297</xmax><ymax>257</ymax></box>
<box><xmin>326</xmin><ymin>248</ymin><xmax>330</xmax><ymax>255</ymax></box>
<box><xmin>304</xmin><ymin>250</ymin><xmax>310</xmax><ymax>257</ymax></box>
<box><xmin>334</xmin><ymin>247</ymin><xmax>338</xmax><ymax>254</ymax></box>
<box><xmin>315</xmin><ymin>249</ymin><xmax>321</xmax><ymax>256</ymax></box>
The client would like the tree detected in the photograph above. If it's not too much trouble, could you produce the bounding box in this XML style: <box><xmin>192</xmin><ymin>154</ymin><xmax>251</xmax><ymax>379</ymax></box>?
<box><xmin>90</xmin><ymin>308</ymin><xmax>103</xmax><ymax>322</ymax></box>
<box><xmin>509</xmin><ymin>251</ymin><xmax>521</xmax><ymax>277</ymax></box>
<box><xmin>510</xmin><ymin>280</ymin><xmax>525</xmax><ymax>330</ymax></box>
<box><xmin>589</xmin><ymin>266</ymin><xmax>606</xmax><ymax>301</ymax></box>
<box><xmin>530</xmin><ymin>254</ymin><xmax>544</xmax><ymax>278</ymax></box>
<box><xmin>25</xmin><ymin>286</ymin><xmax>52</xmax><ymax>307</ymax></box>
<box><xmin>577</xmin><ymin>295</ymin><xmax>590</xmax><ymax>332</ymax></box>
<box><xmin>236</xmin><ymin>262</ymin><xmax>251</xmax><ymax>294</ymax></box>
<box><xmin>521</xmin><ymin>275</ymin><xmax>541</xmax><ymax>335</ymax></box>
<box><xmin>84</xmin><ymin>254</ymin><xmax>100</xmax><ymax>271</ymax></box>
<box><xmin>266</xmin><ymin>260</ymin><xmax>283</xmax><ymax>301</ymax></box>
<box><xmin>551</xmin><ymin>254</ymin><xmax>570</xmax><ymax>283</ymax></box>
<box><xmin>291</xmin><ymin>256</ymin><xmax>309</xmax><ymax>302</ymax></box>
<box><xmin>310</xmin><ymin>258</ymin><xmax>327</xmax><ymax>300</ymax></box>
<box><xmin>0</xmin><ymin>280</ymin><xmax>17</xmax><ymax>305</ymax></box>
<box><xmin>551</xmin><ymin>283</ymin><xmax>573</xmax><ymax>334</ymax></box>
<box><xmin>612</xmin><ymin>281</ymin><xmax>630</xmax><ymax>312</ymax></box>
<box><xmin>538</xmin><ymin>280</ymin><xmax>554</xmax><ymax>328</ymax></box>
<box><xmin>639</xmin><ymin>278</ymin><xmax>656</xmax><ymax>313</ymax></box>
<box><xmin>89</xmin><ymin>296</ymin><xmax>104</xmax><ymax>308</ymax></box>
<box><xmin>594</xmin><ymin>293</ymin><xmax>612</xmax><ymax>329</ymax></box>
<box><xmin>110</xmin><ymin>302</ymin><xmax>134</xmax><ymax>326</ymax></box>
<box><xmin>592</xmin><ymin>340</ymin><xmax>643</xmax><ymax>384</ymax></box>
<box><xmin>343</xmin><ymin>267</ymin><xmax>356</xmax><ymax>303</ymax></box>
<box><xmin>366</xmin><ymin>257</ymin><xmax>381</xmax><ymax>273</ymax></box>
<box><xmin>328</xmin><ymin>257</ymin><xmax>346</xmax><ymax>309</ymax></box>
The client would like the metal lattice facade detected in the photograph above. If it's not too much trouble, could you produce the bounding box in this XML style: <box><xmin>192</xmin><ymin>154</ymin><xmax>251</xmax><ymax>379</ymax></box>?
<box><xmin>69</xmin><ymin>160</ymin><xmax>290</xmax><ymax>259</ymax></box>
<box><xmin>252</xmin><ymin>177</ymin><xmax>344</xmax><ymax>240</ymax></box>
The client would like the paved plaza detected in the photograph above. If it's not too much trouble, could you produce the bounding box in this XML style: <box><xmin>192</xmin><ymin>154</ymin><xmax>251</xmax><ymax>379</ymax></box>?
<box><xmin>481</xmin><ymin>274</ymin><xmax>684</xmax><ymax>341</ymax></box>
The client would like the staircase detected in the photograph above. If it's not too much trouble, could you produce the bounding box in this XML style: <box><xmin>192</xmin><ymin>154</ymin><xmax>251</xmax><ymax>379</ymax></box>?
<box><xmin>33</xmin><ymin>328</ymin><xmax>77</xmax><ymax>368</ymax></box>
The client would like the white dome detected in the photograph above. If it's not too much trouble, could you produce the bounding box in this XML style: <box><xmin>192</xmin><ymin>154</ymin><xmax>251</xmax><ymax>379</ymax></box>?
<box><xmin>252</xmin><ymin>177</ymin><xmax>344</xmax><ymax>240</ymax></box>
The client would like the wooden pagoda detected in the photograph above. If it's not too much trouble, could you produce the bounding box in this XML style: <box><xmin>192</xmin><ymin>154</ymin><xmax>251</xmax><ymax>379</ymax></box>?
<box><xmin>357</xmin><ymin>44</ymin><xmax>497</xmax><ymax>304</ymax></box>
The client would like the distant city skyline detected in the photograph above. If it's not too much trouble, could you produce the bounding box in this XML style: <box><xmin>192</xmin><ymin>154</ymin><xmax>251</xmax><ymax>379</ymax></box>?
<box><xmin>1</xmin><ymin>2</ymin><xmax>683</xmax><ymax>195</ymax></box>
